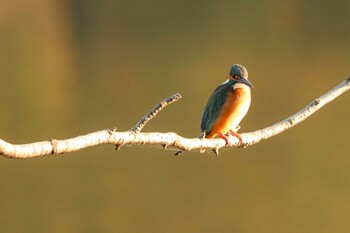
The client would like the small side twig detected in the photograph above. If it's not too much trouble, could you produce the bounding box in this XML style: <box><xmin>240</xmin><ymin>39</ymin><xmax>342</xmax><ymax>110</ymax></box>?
<box><xmin>129</xmin><ymin>93</ymin><xmax>182</xmax><ymax>132</ymax></box>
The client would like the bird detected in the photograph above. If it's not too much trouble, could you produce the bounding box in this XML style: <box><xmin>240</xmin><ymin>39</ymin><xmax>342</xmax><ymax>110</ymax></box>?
<box><xmin>200</xmin><ymin>64</ymin><xmax>253</xmax><ymax>146</ymax></box>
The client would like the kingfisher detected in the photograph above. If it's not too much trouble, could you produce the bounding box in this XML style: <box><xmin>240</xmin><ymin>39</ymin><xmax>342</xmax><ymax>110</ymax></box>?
<box><xmin>200</xmin><ymin>64</ymin><xmax>253</xmax><ymax>145</ymax></box>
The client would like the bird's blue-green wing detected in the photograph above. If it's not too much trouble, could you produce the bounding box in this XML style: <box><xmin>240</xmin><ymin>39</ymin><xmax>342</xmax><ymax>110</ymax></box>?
<box><xmin>200</xmin><ymin>84</ymin><xmax>231</xmax><ymax>134</ymax></box>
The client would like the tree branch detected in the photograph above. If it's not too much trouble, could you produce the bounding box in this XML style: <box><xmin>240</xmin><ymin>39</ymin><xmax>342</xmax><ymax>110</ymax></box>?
<box><xmin>1</xmin><ymin>77</ymin><xmax>349</xmax><ymax>159</ymax></box>
<box><xmin>129</xmin><ymin>93</ymin><xmax>182</xmax><ymax>132</ymax></box>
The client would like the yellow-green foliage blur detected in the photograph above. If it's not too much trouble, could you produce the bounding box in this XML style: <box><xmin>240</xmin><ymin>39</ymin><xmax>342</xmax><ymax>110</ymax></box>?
<box><xmin>0</xmin><ymin>1</ymin><xmax>349</xmax><ymax>232</ymax></box>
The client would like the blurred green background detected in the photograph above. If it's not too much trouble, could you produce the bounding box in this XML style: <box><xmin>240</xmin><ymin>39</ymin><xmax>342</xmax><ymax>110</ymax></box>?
<box><xmin>0</xmin><ymin>0</ymin><xmax>349</xmax><ymax>232</ymax></box>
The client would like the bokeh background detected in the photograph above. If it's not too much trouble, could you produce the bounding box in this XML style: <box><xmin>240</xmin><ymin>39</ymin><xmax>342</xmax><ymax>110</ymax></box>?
<box><xmin>0</xmin><ymin>1</ymin><xmax>349</xmax><ymax>232</ymax></box>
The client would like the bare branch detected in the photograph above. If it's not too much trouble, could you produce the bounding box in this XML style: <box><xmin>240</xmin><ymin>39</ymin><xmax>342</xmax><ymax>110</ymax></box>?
<box><xmin>0</xmin><ymin>77</ymin><xmax>349</xmax><ymax>159</ymax></box>
<box><xmin>130</xmin><ymin>93</ymin><xmax>182</xmax><ymax>132</ymax></box>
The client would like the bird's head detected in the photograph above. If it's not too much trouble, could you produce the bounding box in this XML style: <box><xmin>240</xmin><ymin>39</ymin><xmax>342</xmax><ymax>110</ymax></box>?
<box><xmin>229</xmin><ymin>64</ymin><xmax>254</xmax><ymax>88</ymax></box>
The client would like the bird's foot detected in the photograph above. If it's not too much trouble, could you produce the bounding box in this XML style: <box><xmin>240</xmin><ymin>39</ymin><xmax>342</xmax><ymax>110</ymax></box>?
<box><xmin>229</xmin><ymin>130</ymin><xmax>243</xmax><ymax>143</ymax></box>
<box><xmin>218</xmin><ymin>133</ymin><xmax>231</xmax><ymax>147</ymax></box>
<box><xmin>229</xmin><ymin>130</ymin><xmax>249</xmax><ymax>148</ymax></box>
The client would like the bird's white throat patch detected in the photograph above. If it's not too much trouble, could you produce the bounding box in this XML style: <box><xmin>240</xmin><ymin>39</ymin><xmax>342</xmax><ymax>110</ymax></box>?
<box><xmin>233</xmin><ymin>82</ymin><xmax>250</xmax><ymax>90</ymax></box>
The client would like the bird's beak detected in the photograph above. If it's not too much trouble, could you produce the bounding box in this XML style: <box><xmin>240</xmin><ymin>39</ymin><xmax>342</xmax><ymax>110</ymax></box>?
<box><xmin>239</xmin><ymin>77</ymin><xmax>254</xmax><ymax>88</ymax></box>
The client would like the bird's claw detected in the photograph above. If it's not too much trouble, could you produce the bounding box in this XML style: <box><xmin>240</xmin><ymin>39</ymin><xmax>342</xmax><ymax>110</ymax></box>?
<box><xmin>215</xmin><ymin>131</ymin><xmax>247</xmax><ymax>148</ymax></box>
<box><xmin>218</xmin><ymin>133</ymin><xmax>232</xmax><ymax>147</ymax></box>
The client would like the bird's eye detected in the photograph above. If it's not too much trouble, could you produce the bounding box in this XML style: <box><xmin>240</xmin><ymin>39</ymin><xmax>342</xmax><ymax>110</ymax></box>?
<box><xmin>235</xmin><ymin>76</ymin><xmax>240</xmax><ymax>80</ymax></box>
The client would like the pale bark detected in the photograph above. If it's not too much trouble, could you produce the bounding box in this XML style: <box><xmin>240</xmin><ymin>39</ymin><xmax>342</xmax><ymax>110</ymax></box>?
<box><xmin>1</xmin><ymin>77</ymin><xmax>349</xmax><ymax>159</ymax></box>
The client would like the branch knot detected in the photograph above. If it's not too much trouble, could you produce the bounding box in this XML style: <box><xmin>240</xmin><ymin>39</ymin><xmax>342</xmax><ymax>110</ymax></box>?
<box><xmin>50</xmin><ymin>139</ymin><xmax>59</xmax><ymax>154</ymax></box>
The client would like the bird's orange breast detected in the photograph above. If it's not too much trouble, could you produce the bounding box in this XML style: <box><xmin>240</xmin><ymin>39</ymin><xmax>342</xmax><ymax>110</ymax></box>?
<box><xmin>206</xmin><ymin>87</ymin><xmax>251</xmax><ymax>138</ymax></box>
